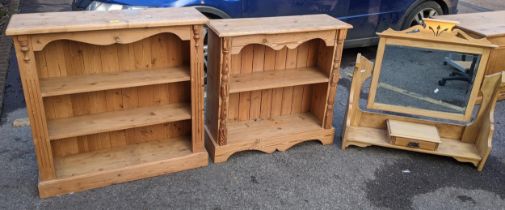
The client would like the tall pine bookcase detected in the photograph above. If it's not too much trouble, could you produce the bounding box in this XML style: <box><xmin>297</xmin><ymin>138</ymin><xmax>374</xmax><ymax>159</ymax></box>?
<box><xmin>6</xmin><ymin>8</ymin><xmax>208</xmax><ymax>198</ymax></box>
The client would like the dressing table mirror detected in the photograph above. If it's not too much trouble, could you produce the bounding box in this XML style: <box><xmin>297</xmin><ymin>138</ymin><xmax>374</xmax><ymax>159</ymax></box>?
<box><xmin>342</xmin><ymin>19</ymin><xmax>504</xmax><ymax>171</ymax></box>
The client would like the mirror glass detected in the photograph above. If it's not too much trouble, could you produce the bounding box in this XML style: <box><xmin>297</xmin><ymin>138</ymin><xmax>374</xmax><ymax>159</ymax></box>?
<box><xmin>374</xmin><ymin>45</ymin><xmax>481</xmax><ymax>114</ymax></box>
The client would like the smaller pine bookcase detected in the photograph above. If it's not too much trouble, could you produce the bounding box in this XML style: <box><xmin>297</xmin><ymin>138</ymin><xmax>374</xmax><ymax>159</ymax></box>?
<box><xmin>205</xmin><ymin>15</ymin><xmax>352</xmax><ymax>163</ymax></box>
<box><xmin>6</xmin><ymin>8</ymin><xmax>208</xmax><ymax>198</ymax></box>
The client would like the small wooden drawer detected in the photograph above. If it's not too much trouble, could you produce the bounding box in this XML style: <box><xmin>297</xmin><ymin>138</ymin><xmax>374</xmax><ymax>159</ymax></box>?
<box><xmin>387</xmin><ymin>120</ymin><xmax>441</xmax><ymax>151</ymax></box>
<box><xmin>390</xmin><ymin>136</ymin><xmax>440</xmax><ymax>151</ymax></box>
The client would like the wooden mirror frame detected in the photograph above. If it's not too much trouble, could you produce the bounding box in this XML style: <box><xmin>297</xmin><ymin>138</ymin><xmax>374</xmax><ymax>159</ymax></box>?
<box><xmin>342</xmin><ymin>53</ymin><xmax>504</xmax><ymax>171</ymax></box>
<box><xmin>366</xmin><ymin>19</ymin><xmax>496</xmax><ymax>122</ymax></box>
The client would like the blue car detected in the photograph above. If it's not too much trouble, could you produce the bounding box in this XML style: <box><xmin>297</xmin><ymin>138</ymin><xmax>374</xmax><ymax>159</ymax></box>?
<box><xmin>73</xmin><ymin>0</ymin><xmax>459</xmax><ymax>47</ymax></box>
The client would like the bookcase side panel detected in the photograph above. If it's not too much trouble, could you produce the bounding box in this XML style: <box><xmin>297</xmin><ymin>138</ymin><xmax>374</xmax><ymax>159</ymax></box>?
<box><xmin>205</xmin><ymin>30</ymin><xmax>222</xmax><ymax>142</ymax></box>
<box><xmin>323</xmin><ymin>29</ymin><xmax>347</xmax><ymax>129</ymax></box>
<box><xmin>14</xmin><ymin>36</ymin><xmax>56</xmax><ymax>180</ymax></box>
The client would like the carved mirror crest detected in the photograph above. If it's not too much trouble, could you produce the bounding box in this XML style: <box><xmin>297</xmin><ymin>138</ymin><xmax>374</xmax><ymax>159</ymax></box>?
<box><xmin>367</xmin><ymin>19</ymin><xmax>496</xmax><ymax>121</ymax></box>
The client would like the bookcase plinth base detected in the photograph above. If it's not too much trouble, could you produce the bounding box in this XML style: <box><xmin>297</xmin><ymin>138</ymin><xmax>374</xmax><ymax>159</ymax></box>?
<box><xmin>205</xmin><ymin>116</ymin><xmax>335</xmax><ymax>163</ymax></box>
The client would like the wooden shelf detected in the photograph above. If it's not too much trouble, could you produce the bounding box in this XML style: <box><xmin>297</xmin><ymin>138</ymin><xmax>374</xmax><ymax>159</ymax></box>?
<box><xmin>206</xmin><ymin>113</ymin><xmax>334</xmax><ymax>163</ymax></box>
<box><xmin>40</xmin><ymin>66</ymin><xmax>190</xmax><ymax>97</ymax></box>
<box><xmin>227</xmin><ymin>113</ymin><xmax>324</xmax><ymax>144</ymax></box>
<box><xmin>346</xmin><ymin>126</ymin><xmax>482</xmax><ymax>161</ymax></box>
<box><xmin>48</xmin><ymin>103</ymin><xmax>191</xmax><ymax>140</ymax></box>
<box><xmin>229</xmin><ymin>67</ymin><xmax>329</xmax><ymax>93</ymax></box>
<box><xmin>53</xmin><ymin>136</ymin><xmax>193</xmax><ymax>178</ymax></box>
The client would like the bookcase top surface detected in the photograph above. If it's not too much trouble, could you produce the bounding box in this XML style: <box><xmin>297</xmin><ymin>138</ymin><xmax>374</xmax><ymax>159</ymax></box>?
<box><xmin>6</xmin><ymin>7</ymin><xmax>208</xmax><ymax>36</ymax></box>
<box><xmin>436</xmin><ymin>11</ymin><xmax>505</xmax><ymax>38</ymax></box>
<box><xmin>208</xmin><ymin>14</ymin><xmax>352</xmax><ymax>37</ymax></box>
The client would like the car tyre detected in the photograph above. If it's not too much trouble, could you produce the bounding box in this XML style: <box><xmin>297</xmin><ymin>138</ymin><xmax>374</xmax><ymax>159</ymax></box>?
<box><xmin>401</xmin><ymin>1</ymin><xmax>444</xmax><ymax>29</ymax></box>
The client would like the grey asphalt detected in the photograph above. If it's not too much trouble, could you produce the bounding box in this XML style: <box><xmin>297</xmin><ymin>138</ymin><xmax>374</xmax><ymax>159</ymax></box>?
<box><xmin>1</xmin><ymin>1</ymin><xmax>505</xmax><ymax>209</ymax></box>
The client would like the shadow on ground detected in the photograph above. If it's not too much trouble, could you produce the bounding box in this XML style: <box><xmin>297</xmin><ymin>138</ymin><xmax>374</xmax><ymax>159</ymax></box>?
<box><xmin>366</xmin><ymin>151</ymin><xmax>505</xmax><ymax>209</ymax></box>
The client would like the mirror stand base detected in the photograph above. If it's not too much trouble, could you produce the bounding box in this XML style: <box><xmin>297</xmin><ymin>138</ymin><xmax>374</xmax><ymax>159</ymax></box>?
<box><xmin>341</xmin><ymin>54</ymin><xmax>504</xmax><ymax>172</ymax></box>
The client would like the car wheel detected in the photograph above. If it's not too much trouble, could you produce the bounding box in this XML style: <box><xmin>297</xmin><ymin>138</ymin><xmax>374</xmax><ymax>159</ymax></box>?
<box><xmin>203</xmin><ymin>27</ymin><xmax>209</xmax><ymax>84</ymax></box>
<box><xmin>203</xmin><ymin>26</ymin><xmax>208</xmax><ymax>69</ymax></box>
<box><xmin>402</xmin><ymin>1</ymin><xmax>444</xmax><ymax>29</ymax></box>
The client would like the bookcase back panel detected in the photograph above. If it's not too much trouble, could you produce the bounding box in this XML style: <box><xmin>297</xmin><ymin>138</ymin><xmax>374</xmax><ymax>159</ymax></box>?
<box><xmin>227</xmin><ymin>82</ymin><xmax>328</xmax><ymax>122</ymax></box>
<box><xmin>43</xmin><ymin>82</ymin><xmax>191</xmax><ymax>120</ymax></box>
<box><xmin>34</xmin><ymin>33</ymin><xmax>190</xmax><ymax>79</ymax></box>
<box><xmin>228</xmin><ymin>39</ymin><xmax>331</xmax><ymax>122</ymax></box>
<box><xmin>51</xmin><ymin>120</ymin><xmax>192</xmax><ymax>157</ymax></box>
<box><xmin>34</xmin><ymin>33</ymin><xmax>193</xmax><ymax>158</ymax></box>
<box><xmin>228</xmin><ymin>84</ymin><xmax>312</xmax><ymax>121</ymax></box>
<box><xmin>230</xmin><ymin>41</ymin><xmax>320</xmax><ymax>77</ymax></box>
<box><xmin>316</xmin><ymin>41</ymin><xmax>337</xmax><ymax>77</ymax></box>
<box><xmin>45</xmin><ymin>81</ymin><xmax>191</xmax><ymax>156</ymax></box>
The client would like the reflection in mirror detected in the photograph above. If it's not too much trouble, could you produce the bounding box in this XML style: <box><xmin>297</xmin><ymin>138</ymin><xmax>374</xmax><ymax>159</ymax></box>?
<box><xmin>375</xmin><ymin>45</ymin><xmax>481</xmax><ymax>114</ymax></box>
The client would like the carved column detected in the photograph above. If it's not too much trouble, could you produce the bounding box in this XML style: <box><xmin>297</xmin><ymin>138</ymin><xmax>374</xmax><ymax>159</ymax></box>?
<box><xmin>218</xmin><ymin>38</ymin><xmax>231</xmax><ymax>145</ymax></box>
<box><xmin>324</xmin><ymin>30</ymin><xmax>347</xmax><ymax>129</ymax></box>
<box><xmin>19</xmin><ymin>38</ymin><xmax>31</xmax><ymax>62</ymax></box>
<box><xmin>191</xmin><ymin>25</ymin><xmax>205</xmax><ymax>152</ymax></box>
<box><xmin>193</xmin><ymin>25</ymin><xmax>201</xmax><ymax>48</ymax></box>
<box><xmin>14</xmin><ymin>36</ymin><xmax>56</xmax><ymax>180</ymax></box>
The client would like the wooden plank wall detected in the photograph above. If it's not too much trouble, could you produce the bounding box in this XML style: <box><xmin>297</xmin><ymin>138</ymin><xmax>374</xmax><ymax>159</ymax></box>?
<box><xmin>227</xmin><ymin>39</ymin><xmax>329</xmax><ymax>123</ymax></box>
<box><xmin>35</xmin><ymin>33</ymin><xmax>192</xmax><ymax>157</ymax></box>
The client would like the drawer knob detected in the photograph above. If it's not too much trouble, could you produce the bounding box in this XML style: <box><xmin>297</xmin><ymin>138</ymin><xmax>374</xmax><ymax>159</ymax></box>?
<box><xmin>407</xmin><ymin>142</ymin><xmax>420</xmax><ymax>148</ymax></box>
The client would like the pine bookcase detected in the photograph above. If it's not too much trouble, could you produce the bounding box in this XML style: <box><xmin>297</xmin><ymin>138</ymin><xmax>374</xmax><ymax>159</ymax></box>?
<box><xmin>6</xmin><ymin>8</ymin><xmax>208</xmax><ymax>198</ymax></box>
<box><xmin>205</xmin><ymin>15</ymin><xmax>352</xmax><ymax>163</ymax></box>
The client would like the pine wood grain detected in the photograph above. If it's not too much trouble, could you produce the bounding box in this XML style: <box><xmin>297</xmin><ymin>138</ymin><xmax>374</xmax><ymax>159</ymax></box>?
<box><xmin>438</xmin><ymin>11</ymin><xmax>505</xmax><ymax>38</ymax></box>
<box><xmin>206</xmin><ymin>113</ymin><xmax>334</xmax><ymax>163</ymax></box>
<box><xmin>208</xmin><ymin>14</ymin><xmax>352</xmax><ymax>37</ymax></box>
<box><xmin>54</xmin><ymin>137</ymin><xmax>192</xmax><ymax>178</ymax></box>
<box><xmin>229</xmin><ymin>67</ymin><xmax>328</xmax><ymax>93</ymax></box>
<box><xmin>347</xmin><ymin>126</ymin><xmax>481</xmax><ymax>161</ymax></box>
<box><xmin>342</xmin><ymin>54</ymin><xmax>504</xmax><ymax>171</ymax></box>
<box><xmin>40</xmin><ymin>66</ymin><xmax>190</xmax><ymax>97</ymax></box>
<box><xmin>40</xmin><ymin>137</ymin><xmax>207</xmax><ymax>198</ymax></box>
<box><xmin>205</xmin><ymin>16</ymin><xmax>348</xmax><ymax>163</ymax></box>
<box><xmin>9</xmin><ymin>9</ymin><xmax>208</xmax><ymax>198</ymax></box>
<box><xmin>6</xmin><ymin>8</ymin><xmax>208</xmax><ymax>36</ymax></box>
<box><xmin>48</xmin><ymin>103</ymin><xmax>191</xmax><ymax>140</ymax></box>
